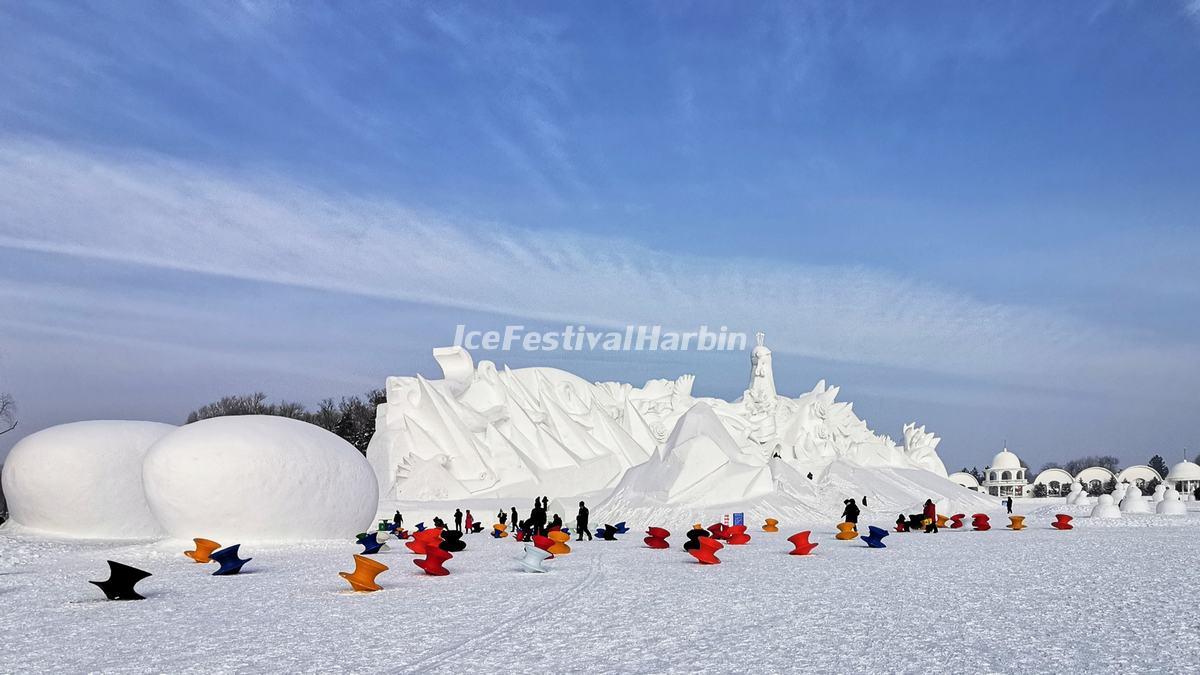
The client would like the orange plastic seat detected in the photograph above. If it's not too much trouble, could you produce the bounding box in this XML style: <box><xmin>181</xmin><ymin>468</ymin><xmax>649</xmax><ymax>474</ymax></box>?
<box><xmin>184</xmin><ymin>538</ymin><xmax>221</xmax><ymax>563</ymax></box>
<box><xmin>547</xmin><ymin>530</ymin><xmax>572</xmax><ymax>555</ymax></box>
<box><xmin>763</xmin><ymin>518</ymin><xmax>779</xmax><ymax>532</ymax></box>
<box><xmin>492</xmin><ymin>523</ymin><xmax>509</xmax><ymax>538</ymax></box>
<box><xmin>787</xmin><ymin>531</ymin><xmax>818</xmax><ymax>556</ymax></box>
<box><xmin>835</xmin><ymin>522</ymin><xmax>858</xmax><ymax>540</ymax></box>
<box><xmin>936</xmin><ymin>514</ymin><xmax>949</xmax><ymax>528</ymax></box>
<box><xmin>1007</xmin><ymin>515</ymin><xmax>1026</xmax><ymax>530</ymax></box>
<box><xmin>339</xmin><ymin>554</ymin><xmax>389</xmax><ymax>592</ymax></box>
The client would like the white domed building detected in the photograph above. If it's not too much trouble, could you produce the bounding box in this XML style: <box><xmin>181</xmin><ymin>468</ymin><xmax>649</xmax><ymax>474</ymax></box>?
<box><xmin>1166</xmin><ymin>460</ymin><xmax>1200</xmax><ymax>501</ymax></box>
<box><xmin>982</xmin><ymin>448</ymin><xmax>1028</xmax><ymax>498</ymax></box>
<box><xmin>948</xmin><ymin>471</ymin><xmax>981</xmax><ymax>492</ymax></box>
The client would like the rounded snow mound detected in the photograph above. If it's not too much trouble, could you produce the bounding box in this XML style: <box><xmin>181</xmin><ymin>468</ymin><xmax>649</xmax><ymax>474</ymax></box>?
<box><xmin>143</xmin><ymin>416</ymin><xmax>377</xmax><ymax>541</ymax></box>
<box><xmin>1</xmin><ymin>420</ymin><xmax>175</xmax><ymax>538</ymax></box>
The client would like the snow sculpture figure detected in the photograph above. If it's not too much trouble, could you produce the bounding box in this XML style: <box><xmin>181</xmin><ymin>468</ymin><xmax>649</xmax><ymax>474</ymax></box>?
<box><xmin>1156</xmin><ymin>487</ymin><xmax>1187</xmax><ymax>516</ymax></box>
<box><xmin>1119</xmin><ymin>484</ymin><xmax>1151</xmax><ymax>514</ymax></box>
<box><xmin>1090</xmin><ymin>494</ymin><xmax>1122</xmax><ymax>519</ymax></box>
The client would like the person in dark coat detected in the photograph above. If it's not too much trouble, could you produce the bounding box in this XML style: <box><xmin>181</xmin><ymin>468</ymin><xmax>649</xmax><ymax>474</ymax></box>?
<box><xmin>498</xmin><ymin>509</ymin><xmax>507</xmax><ymax>525</ymax></box>
<box><xmin>550</xmin><ymin>513</ymin><xmax>562</xmax><ymax>530</ymax></box>
<box><xmin>842</xmin><ymin>499</ymin><xmax>860</xmax><ymax>526</ymax></box>
<box><xmin>576</xmin><ymin>501</ymin><xmax>592</xmax><ymax>541</ymax></box>
<box><xmin>862</xmin><ymin>496</ymin><xmax>868</xmax><ymax>507</ymax></box>
<box><xmin>530</xmin><ymin>498</ymin><xmax>546</xmax><ymax>536</ymax></box>
<box><xmin>511</xmin><ymin>507</ymin><xmax>519</xmax><ymax>529</ymax></box>
<box><xmin>393</xmin><ymin>511</ymin><xmax>403</xmax><ymax>528</ymax></box>
<box><xmin>1005</xmin><ymin>496</ymin><xmax>1013</xmax><ymax>514</ymax></box>
<box><xmin>923</xmin><ymin>499</ymin><xmax>939</xmax><ymax>533</ymax></box>
<box><xmin>895</xmin><ymin>514</ymin><xmax>909</xmax><ymax>532</ymax></box>
<box><xmin>433</xmin><ymin>516</ymin><xmax>446</xmax><ymax>529</ymax></box>
<box><xmin>454</xmin><ymin>508</ymin><xmax>463</xmax><ymax>532</ymax></box>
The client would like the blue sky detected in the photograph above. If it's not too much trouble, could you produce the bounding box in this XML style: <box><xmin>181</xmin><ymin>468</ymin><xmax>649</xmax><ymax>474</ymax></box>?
<box><xmin>2</xmin><ymin>1</ymin><xmax>1199</xmax><ymax>470</ymax></box>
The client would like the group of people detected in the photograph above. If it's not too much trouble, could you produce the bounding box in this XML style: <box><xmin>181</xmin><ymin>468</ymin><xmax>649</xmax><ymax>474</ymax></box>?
<box><xmin>841</xmin><ymin>496</ymin><xmax>943</xmax><ymax>534</ymax></box>
<box><xmin>394</xmin><ymin>498</ymin><xmax>596</xmax><ymax>543</ymax></box>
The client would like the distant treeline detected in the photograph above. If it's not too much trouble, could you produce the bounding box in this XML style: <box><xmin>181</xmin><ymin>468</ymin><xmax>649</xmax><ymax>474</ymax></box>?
<box><xmin>185</xmin><ymin>390</ymin><xmax>384</xmax><ymax>454</ymax></box>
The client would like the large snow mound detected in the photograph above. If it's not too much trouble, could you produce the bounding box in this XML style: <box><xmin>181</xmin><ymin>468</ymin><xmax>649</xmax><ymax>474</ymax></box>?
<box><xmin>1</xmin><ymin>420</ymin><xmax>175</xmax><ymax>539</ymax></box>
<box><xmin>143</xmin><ymin>416</ymin><xmax>377</xmax><ymax>541</ymax></box>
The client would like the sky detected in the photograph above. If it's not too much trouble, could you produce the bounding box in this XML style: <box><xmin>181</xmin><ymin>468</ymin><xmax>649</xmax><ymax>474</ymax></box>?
<box><xmin>1</xmin><ymin>1</ymin><xmax>1199</xmax><ymax>471</ymax></box>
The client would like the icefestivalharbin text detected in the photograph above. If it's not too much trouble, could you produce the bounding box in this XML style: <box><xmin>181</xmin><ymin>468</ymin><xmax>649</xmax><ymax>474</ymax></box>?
<box><xmin>452</xmin><ymin>323</ymin><xmax>748</xmax><ymax>352</ymax></box>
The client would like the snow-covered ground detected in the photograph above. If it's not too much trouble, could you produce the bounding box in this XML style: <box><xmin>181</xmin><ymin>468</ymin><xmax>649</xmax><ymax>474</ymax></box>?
<box><xmin>3</xmin><ymin>504</ymin><xmax>1199</xmax><ymax>674</ymax></box>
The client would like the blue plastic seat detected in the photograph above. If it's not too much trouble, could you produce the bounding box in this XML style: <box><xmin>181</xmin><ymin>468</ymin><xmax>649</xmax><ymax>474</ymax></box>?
<box><xmin>357</xmin><ymin>532</ymin><xmax>385</xmax><ymax>555</ymax></box>
<box><xmin>613</xmin><ymin>521</ymin><xmax>629</xmax><ymax>534</ymax></box>
<box><xmin>860</xmin><ymin>526</ymin><xmax>889</xmax><ymax>549</ymax></box>
<box><xmin>210</xmin><ymin>544</ymin><xmax>252</xmax><ymax>575</ymax></box>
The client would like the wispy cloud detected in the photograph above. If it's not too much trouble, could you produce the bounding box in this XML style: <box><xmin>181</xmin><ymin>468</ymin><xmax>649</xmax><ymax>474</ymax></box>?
<box><xmin>2</xmin><ymin>138</ymin><xmax>1193</xmax><ymax>399</ymax></box>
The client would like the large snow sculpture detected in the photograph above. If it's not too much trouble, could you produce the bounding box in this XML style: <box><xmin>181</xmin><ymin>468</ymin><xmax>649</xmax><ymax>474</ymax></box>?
<box><xmin>1090</xmin><ymin>494</ymin><xmax>1122</xmax><ymax>519</ymax></box>
<box><xmin>1156</xmin><ymin>487</ymin><xmax>1187</xmax><ymax>516</ymax></box>
<box><xmin>1</xmin><ymin>420</ymin><xmax>175</xmax><ymax>538</ymax></box>
<box><xmin>368</xmin><ymin>334</ymin><xmax>955</xmax><ymax>504</ymax></box>
<box><xmin>1119</xmin><ymin>484</ymin><xmax>1151</xmax><ymax>514</ymax></box>
<box><xmin>142</xmin><ymin>416</ymin><xmax>377</xmax><ymax>541</ymax></box>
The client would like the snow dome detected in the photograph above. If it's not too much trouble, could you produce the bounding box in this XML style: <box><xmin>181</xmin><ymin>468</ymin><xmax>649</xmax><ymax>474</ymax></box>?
<box><xmin>142</xmin><ymin>415</ymin><xmax>377</xmax><ymax>541</ymax></box>
<box><xmin>1</xmin><ymin>420</ymin><xmax>175</xmax><ymax>538</ymax></box>
<box><xmin>990</xmin><ymin>449</ymin><xmax>1022</xmax><ymax>470</ymax></box>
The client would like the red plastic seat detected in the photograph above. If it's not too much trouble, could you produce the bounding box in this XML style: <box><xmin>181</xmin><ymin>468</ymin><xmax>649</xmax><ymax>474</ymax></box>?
<box><xmin>531</xmin><ymin>534</ymin><xmax>556</xmax><ymax>559</ymax></box>
<box><xmin>970</xmin><ymin>514</ymin><xmax>990</xmax><ymax>531</ymax></box>
<box><xmin>949</xmin><ymin>514</ymin><xmax>965</xmax><ymax>529</ymax></box>
<box><xmin>405</xmin><ymin>528</ymin><xmax>443</xmax><ymax>555</ymax></box>
<box><xmin>787</xmin><ymin>531</ymin><xmax>818</xmax><ymax>556</ymax></box>
<box><xmin>725</xmin><ymin>525</ymin><xmax>751</xmax><ymax>545</ymax></box>
<box><xmin>1051</xmin><ymin>514</ymin><xmax>1074</xmax><ymax>530</ymax></box>
<box><xmin>688</xmin><ymin>536</ymin><xmax>723</xmax><ymax>564</ymax></box>
<box><xmin>413</xmin><ymin>547</ymin><xmax>452</xmax><ymax>576</ymax></box>
<box><xmin>644</xmin><ymin>527</ymin><xmax>670</xmax><ymax>549</ymax></box>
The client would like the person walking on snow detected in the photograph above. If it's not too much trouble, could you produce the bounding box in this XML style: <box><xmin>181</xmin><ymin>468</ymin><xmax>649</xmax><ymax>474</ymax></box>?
<box><xmin>842</xmin><ymin>499</ymin><xmax>860</xmax><ymax>530</ymax></box>
<box><xmin>464</xmin><ymin>510</ymin><xmax>474</xmax><ymax>532</ymax></box>
<box><xmin>454</xmin><ymin>508</ymin><xmax>463</xmax><ymax>532</ymax></box>
<box><xmin>511</xmin><ymin>507</ymin><xmax>519</xmax><ymax>530</ymax></box>
<box><xmin>1005</xmin><ymin>497</ymin><xmax>1013</xmax><ymax>514</ymax></box>
<box><xmin>498</xmin><ymin>510</ymin><xmax>507</xmax><ymax>525</ymax></box>
<box><xmin>576</xmin><ymin>501</ymin><xmax>592</xmax><ymax>541</ymax></box>
<box><xmin>923</xmin><ymin>499</ymin><xmax>939</xmax><ymax>533</ymax></box>
<box><xmin>393</xmin><ymin>511</ymin><xmax>403</xmax><ymax>528</ymax></box>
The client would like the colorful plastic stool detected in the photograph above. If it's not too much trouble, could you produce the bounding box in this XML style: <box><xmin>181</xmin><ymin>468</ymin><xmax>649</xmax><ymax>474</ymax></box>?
<box><xmin>414</xmin><ymin>522</ymin><xmax>426</xmax><ymax>532</ymax></box>
<box><xmin>210</xmin><ymin>545</ymin><xmax>251</xmax><ymax>576</ymax></box>
<box><xmin>183</xmin><ymin>538</ymin><xmax>221</xmax><ymax>564</ymax></box>
<box><xmin>683</xmin><ymin>526</ymin><xmax>710</xmax><ymax>551</ymax></box>
<box><xmin>688</xmin><ymin>536</ymin><xmax>723</xmax><ymax>564</ymax></box>
<box><xmin>516</xmin><ymin>544</ymin><xmax>551</xmax><ymax>573</ymax></box>
<box><xmin>491</xmin><ymin>524</ymin><xmax>508</xmax><ymax>539</ymax></box>
<box><xmin>762</xmin><ymin>518</ymin><xmax>779</xmax><ymax>532</ymax></box>
<box><xmin>414</xmin><ymin>547</ymin><xmax>452</xmax><ymax>576</ymax></box>
<box><xmin>644</xmin><ymin>527</ymin><xmax>670</xmax><ymax>549</ymax></box>
<box><xmin>949</xmin><ymin>514</ymin><xmax>965</xmax><ymax>529</ymax></box>
<box><xmin>936</xmin><ymin>514</ymin><xmax>949</xmax><ymax>528</ymax></box>
<box><xmin>339</xmin><ymin>554</ymin><xmax>388</xmax><ymax>592</ymax></box>
<box><xmin>596</xmin><ymin>524</ymin><xmax>618</xmax><ymax>541</ymax></box>
<box><xmin>725</xmin><ymin>524</ymin><xmax>751</xmax><ymax>545</ymax></box>
<box><xmin>971</xmin><ymin>514</ymin><xmax>991</xmax><ymax>531</ymax></box>
<box><xmin>787</xmin><ymin>531</ymin><xmax>818</xmax><ymax>556</ymax></box>
<box><xmin>1051</xmin><ymin>514</ymin><xmax>1074</xmax><ymax>530</ymax></box>
<box><xmin>613</xmin><ymin>521</ymin><xmax>629</xmax><ymax>535</ymax></box>
<box><xmin>860</xmin><ymin>526</ymin><xmax>889</xmax><ymax>548</ymax></box>
<box><xmin>835</xmin><ymin>522</ymin><xmax>858</xmax><ymax>540</ymax></box>
<box><xmin>357</xmin><ymin>532</ymin><xmax>386</xmax><ymax>555</ymax></box>
<box><xmin>547</xmin><ymin>530</ymin><xmax>572</xmax><ymax>555</ymax></box>
<box><xmin>440</xmin><ymin>530</ymin><xmax>466</xmax><ymax>553</ymax></box>
<box><xmin>1007</xmin><ymin>515</ymin><xmax>1026</xmax><ymax>531</ymax></box>
<box><xmin>406</xmin><ymin>528</ymin><xmax>442</xmax><ymax>555</ymax></box>
<box><xmin>90</xmin><ymin>560</ymin><xmax>152</xmax><ymax>601</ymax></box>
<box><xmin>708</xmin><ymin>523</ymin><xmax>729</xmax><ymax>540</ymax></box>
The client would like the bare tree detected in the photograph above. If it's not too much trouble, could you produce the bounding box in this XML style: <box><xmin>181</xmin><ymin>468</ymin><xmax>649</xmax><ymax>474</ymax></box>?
<box><xmin>0</xmin><ymin>393</ymin><xmax>15</xmax><ymax>435</ymax></box>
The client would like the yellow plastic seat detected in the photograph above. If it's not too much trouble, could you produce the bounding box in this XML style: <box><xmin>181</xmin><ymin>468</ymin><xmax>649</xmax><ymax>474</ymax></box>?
<box><xmin>547</xmin><ymin>530</ymin><xmax>572</xmax><ymax>555</ymax></box>
<box><xmin>835</xmin><ymin>522</ymin><xmax>858</xmax><ymax>540</ymax></box>
<box><xmin>1007</xmin><ymin>515</ymin><xmax>1026</xmax><ymax>531</ymax></box>
<box><xmin>763</xmin><ymin>518</ymin><xmax>779</xmax><ymax>532</ymax></box>
<box><xmin>184</xmin><ymin>538</ymin><xmax>221</xmax><ymax>563</ymax></box>
<box><xmin>339</xmin><ymin>554</ymin><xmax>389</xmax><ymax>592</ymax></box>
<box><xmin>935</xmin><ymin>514</ymin><xmax>949</xmax><ymax>528</ymax></box>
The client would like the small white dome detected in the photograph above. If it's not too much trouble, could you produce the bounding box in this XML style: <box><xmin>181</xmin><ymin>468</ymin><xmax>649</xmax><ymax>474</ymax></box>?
<box><xmin>989</xmin><ymin>448</ymin><xmax>1022</xmax><ymax>470</ymax></box>
<box><xmin>1166</xmin><ymin>460</ymin><xmax>1200</xmax><ymax>482</ymax></box>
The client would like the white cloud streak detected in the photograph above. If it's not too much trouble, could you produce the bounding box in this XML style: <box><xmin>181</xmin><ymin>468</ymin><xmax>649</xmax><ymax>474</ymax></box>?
<box><xmin>0</xmin><ymin>139</ymin><xmax>1194</xmax><ymax>398</ymax></box>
